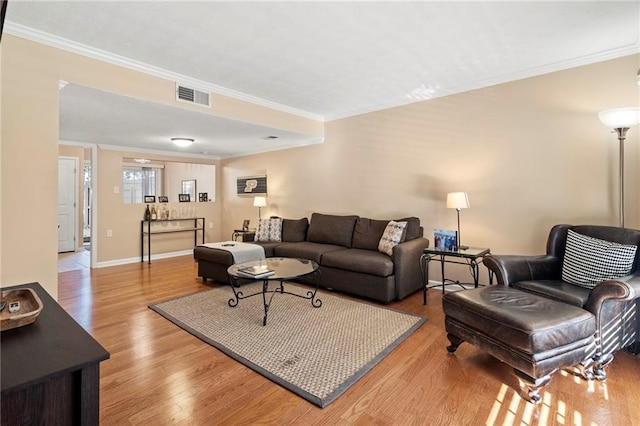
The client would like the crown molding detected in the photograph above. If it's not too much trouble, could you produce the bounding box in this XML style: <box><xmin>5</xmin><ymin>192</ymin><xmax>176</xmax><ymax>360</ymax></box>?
<box><xmin>93</xmin><ymin>143</ymin><xmax>222</xmax><ymax>161</ymax></box>
<box><xmin>325</xmin><ymin>42</ymin><xmax>640</xmax><ymax>121</ymax></box>
<box><xmin>5</xmin><ymin>22</ymin><xmax>325</xmax><ymax>122</ymax></box>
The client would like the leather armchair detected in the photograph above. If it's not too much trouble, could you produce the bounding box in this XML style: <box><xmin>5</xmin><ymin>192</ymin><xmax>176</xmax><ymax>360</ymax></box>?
<box><xmin>484</xmin><ymin>224</ymin><xmax>640</xmax><ymax>379</ymax></box>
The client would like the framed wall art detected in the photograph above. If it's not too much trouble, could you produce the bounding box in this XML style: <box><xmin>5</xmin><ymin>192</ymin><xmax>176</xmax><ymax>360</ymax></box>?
<box><xmin>236</xmin><ymin>174</ymin><xmax>267</xmax><ymax>197</ymax></box>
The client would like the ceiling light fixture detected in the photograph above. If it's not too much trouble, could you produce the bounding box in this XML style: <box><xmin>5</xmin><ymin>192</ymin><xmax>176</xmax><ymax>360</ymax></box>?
<box><xmin>171</xmin><ymin>137</ymin><xmax>194</xmax><ymax>147</ymax></box>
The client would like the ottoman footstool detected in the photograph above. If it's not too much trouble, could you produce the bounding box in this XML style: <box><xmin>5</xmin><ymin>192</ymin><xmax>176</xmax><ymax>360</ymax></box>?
<box><xmin>443</xmin><ymin>286</ymin><xmax>596</xmax><ymax>404</ymax></box>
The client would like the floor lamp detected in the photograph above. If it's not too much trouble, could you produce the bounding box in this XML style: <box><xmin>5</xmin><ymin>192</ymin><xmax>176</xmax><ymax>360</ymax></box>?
<box><xmin>446</xmin><ymin>192</ymin><xmax>470</xmax><ymax>250</ymax></box>
<box><xmin>598</xmin><ymin>108</ymin><xmax>640</xmax><ymax>228</ymax></box>
<box><xmin>253</xmin><ymin>196</ymin><xmax>267</xmax><ymax>219</ymax></box>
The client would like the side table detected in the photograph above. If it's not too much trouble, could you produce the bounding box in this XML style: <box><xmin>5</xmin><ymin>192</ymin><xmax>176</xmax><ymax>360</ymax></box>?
<box><xmin>232</xmin><ymin>229</ymin><xmax>256</xmax><ymax>241</ymax></box>
<box><xmin>1</xmin><ymin>282</ymin><xmax>110</xmax><ymax>425</ymax></box>
<box><xmin>420</xmin><ymin>247</ymin><xmax>492</xmax><ymax>305</ymax></box>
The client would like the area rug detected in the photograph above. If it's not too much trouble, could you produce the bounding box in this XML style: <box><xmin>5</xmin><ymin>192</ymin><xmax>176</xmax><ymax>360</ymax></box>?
<box><xmin>149</xmin><ymin>283</ymin><xmax>426</xmax><ymax>407</ymax></box>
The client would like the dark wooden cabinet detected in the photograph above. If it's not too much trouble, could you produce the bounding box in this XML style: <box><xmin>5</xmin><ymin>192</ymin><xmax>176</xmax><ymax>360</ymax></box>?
<box><xmin>1</xmin><ymin>282</ymin><xmax>110</xmax><ymax>425</ymax></box>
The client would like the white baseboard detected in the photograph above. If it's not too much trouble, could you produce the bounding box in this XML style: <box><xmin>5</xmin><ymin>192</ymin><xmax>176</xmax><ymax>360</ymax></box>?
<box><xmin>95</xmin><ymin>249</ymin><xmax>193</xmax><ymax>268</ymax></box>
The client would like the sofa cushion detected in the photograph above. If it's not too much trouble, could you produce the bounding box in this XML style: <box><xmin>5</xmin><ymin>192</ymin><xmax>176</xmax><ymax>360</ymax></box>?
<box><xmin>561</xmin><ymin>230</ymin><xmax>637</xmax><ymax>289</ymax></box>
<box><xmin>352</xmin><ymin>218</ymin><xmax>389</xmax><ymax>250</ymax></box>
<box><xmin>273</xmin><ymin>241</ymin><xmax>346</xmax><ymax>264</ymax></box>
<box><xmin>322</xmin><ymin>249</ymin><xmax>394</xmax><ymax>277</ymax></box>
<box><xmin>512</xmin><ymin>280</ymin><xmax>590</xmax><ymax>308</ymax></box>
<box><xmin>307</xmin><ymin>213</ymin><xmax>358</xmax><ymax>248</ymax></box>
<box><xmin>396</xmin><ymin>216</ymin><xmax>421</xmax><ymax>241</ymax></box>
<box><xmin>251</xmin><ymin>241</ymin><xmax>284</xmax><ymax>258</ymax></box>
<box><xmin>282</xmin><ymin>218</ymin><xmax>309</xmax><ymax>242</ymax></box>
<box><xmin>378</xmin><ymin>221</ymin><xmax>408</xmax><ymax>256</ymax></box>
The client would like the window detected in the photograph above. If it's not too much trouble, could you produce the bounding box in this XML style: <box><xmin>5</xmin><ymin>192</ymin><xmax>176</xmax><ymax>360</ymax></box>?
<box><xmin>123</xmin><ymin>166</ymin><xmax>163</xmax><ymax>204</ymax></box>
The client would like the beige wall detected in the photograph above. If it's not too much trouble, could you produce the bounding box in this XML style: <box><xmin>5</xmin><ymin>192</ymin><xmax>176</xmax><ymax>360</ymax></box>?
<box><xmin>1</xmin><ymin>35</ymin><xmax>322</xmax><ymax>299</ymax></box>
<box><xmin>2</xmin><ymin>31</ymin><xmax>638</xmax><ymax>297</ymax></box>
<box><xmin>222</xmin><ymin>54</ymin><xmax>640</xmax><ymax>283</ymax></box>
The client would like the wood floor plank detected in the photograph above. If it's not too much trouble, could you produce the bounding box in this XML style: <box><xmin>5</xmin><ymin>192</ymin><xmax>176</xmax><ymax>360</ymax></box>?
<box><xmin>56</xmin><ymin>255</ymin><xmax>640</xmax><ymax>425</ymax></box>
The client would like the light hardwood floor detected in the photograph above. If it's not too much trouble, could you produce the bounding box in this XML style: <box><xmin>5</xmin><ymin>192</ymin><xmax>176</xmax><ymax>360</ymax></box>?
<box><xmin>57</xmin><ymin>255</ymin><xmax>640</xmax><ymax>425</ymax></box>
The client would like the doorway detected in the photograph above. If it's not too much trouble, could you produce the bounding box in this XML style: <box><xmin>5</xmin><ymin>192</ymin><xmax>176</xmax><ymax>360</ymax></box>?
<box><xmin>58</xmin><ymin>146</ymin><xmax>95</xmax><ymax>273</ymax></box>
<box><xmin>58</xmin><ymin>156</ymin><xmax>78</xmax><ymax>253</ymax></box>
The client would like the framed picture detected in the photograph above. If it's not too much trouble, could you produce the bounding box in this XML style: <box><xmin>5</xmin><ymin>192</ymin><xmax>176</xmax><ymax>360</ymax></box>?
<box><xmin>198</xmin><ymin>192</ymin><xmax>208</xmax><ymax>202</ymax></box>
<box><xmin>236</xmin><ymin>174</ymin><xmax>267</xmax><ymax>197</ymax></box>
<box><xmin>158</xmin><ymin>196</ymin><xmax>169</xmax><ymax>203</ymax></box>
<box><xmin>242</xmin><ymin>219</ymin><xmax>250</xmax><ymax>231</ymax></box>
<box><xmin>434</xmin><ymin>229</ymin><xmax>458</xmax><ymax>251</ymax></box>
<box><xmin>178</xmin><ymin>194</ymin><xmax>190</xmax><ymax>202</ymax></box>
<box><xmin>144</xmin><ymin>195</ymin><xmax>156</xmax><ymax>203</ymax></box>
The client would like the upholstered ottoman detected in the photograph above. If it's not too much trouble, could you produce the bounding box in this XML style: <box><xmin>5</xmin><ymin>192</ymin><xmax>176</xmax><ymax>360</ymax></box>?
<box><xmin>443</xmin><ymin>286</ymin><xmax>596</xmax><ymax>403</ymax></box>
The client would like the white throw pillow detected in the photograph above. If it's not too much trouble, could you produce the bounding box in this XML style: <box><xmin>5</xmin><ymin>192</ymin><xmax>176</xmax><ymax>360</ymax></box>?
<box><xmin>254</xmin><ymin>218</ymin><xmax>283</xmax><ymax>242</ymax></box>
<box><xmin>378</xmin><ymin>221</ymin><xmax>408</xmax><ymax>256</ymax></box>
<box><xmin>561</xmin><ymin>229</ymin><xmax>637</xmax><ymax>289</ymax></box>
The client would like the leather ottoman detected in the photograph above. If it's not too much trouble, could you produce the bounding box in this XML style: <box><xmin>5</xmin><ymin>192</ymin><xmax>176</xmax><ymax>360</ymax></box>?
<box><xmin>443</xmin><ymin>286</ymin><xmax>596</xmax><ymax>403</ymax></box>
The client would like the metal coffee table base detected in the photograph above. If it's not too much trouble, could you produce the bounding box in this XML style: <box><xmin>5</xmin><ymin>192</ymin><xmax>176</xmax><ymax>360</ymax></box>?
<box><xmin>227</xmin><ymin>278</ymin><xmax>322</xmax><ymax>326</ymax></box>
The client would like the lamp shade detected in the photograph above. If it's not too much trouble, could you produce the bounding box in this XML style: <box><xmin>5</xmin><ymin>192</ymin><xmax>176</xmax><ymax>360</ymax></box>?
<box><xmin>446</xmin><ymin>192</ymin><xmax>470</xmax><ymax>209</ymax></box>
<box><xmin>598</xmin><ymin>108</ymin><xmax>640</xmax><ymax>128</ymax></box>
<box><xmin>253</xmin><ymin>196</ymin><xmax>267</xmax><ymax>207</ymax></box>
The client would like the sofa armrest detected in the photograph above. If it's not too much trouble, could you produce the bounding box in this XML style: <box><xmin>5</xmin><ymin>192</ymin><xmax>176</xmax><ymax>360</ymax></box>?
<box><xmin>392</xmin><ymin>237</ymin><xmax>430</xmax><ymax>300</ymax></box>
<box><xmin>483</xmin><ymin>254</ymin><xmax>561</xmax><ymax>286</ymax></box>
<box><xmin>585</xmin><ymin>273</ymin><xmax>640</xmax><ymax>313</ymax></box>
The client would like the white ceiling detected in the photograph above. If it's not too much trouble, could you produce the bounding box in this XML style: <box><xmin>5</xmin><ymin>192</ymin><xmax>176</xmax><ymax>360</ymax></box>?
<box><xmin>5</xmin><ymin>1</ymin><xmax>640</xmax><ymax>158</ymax></box>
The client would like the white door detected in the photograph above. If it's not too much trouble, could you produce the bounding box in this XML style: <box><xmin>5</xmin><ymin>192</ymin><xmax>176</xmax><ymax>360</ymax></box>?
<box><xmin>58</xmin><ymin>157</ymin><xmax>77</xmax><ymax>253</ymax></box>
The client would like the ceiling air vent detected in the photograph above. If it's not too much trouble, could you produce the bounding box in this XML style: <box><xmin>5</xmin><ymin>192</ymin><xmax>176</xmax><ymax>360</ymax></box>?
<box><xmin>176</xmin><ymin>84</ymin><xmax>211</xmax><ymax>107</ymax></box>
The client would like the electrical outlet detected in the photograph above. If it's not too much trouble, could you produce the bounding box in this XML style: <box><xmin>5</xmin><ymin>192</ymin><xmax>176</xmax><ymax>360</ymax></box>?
<box><xmin>209</xmin><ymin>222</ymin><xmax>213</xmax><ymax>228</ymax></box>
<box><xmin>113</xmin><ymin>186</ymin><xmax>120</xmax><ymax>194</ymax></box>
<box><xmin>107</xmin><ymin>229</ymin><xmax>113</xmax><ymax>237</ymax></box>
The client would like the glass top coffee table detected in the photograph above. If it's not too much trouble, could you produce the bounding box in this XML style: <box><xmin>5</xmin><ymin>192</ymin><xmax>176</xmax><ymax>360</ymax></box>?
<box><xmin>227</xmin><ymin>257</ymin><xmax>321</xmax><ymax>325</ymax></box>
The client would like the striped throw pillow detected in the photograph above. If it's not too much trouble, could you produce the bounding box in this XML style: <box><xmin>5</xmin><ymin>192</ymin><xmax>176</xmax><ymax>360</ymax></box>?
<box><xmin>561</xmin><ymin>229</ymin><xmax>637</xmax><ymax>289</ymax></box>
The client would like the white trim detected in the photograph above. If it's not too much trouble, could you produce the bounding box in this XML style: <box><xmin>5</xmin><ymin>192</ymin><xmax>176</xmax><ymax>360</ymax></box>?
<box><xmin>59</xmin><ymin>140</ymin><xmax>99</xmax><ymax>269</ymax></box>
<box><xmin>58</xmin><ymin>156</ymin><xmax>80</xmax><ymax>252</ymax></box>
<box><xmin>95</xmin><ymin>143</ymin><xmax>222</xmax><ymax>161</ymax></box>
<box><xmin>9</xmin><ymin>21</ymin><xmax>637</xmax><ymax>124</ymax></box>
<box><xmin>5</xmin><ymin>22</ymin><xmax>325</xmax><ymax>122</ymax></box>
<box><xmin>222</xmin><ymin>136</ymin><xmax>325</xmax><ymax>159</ymax></box>
<box><xmin>96</xmin><ymin>250</ymin><xmax>194</xmax><ymax>268</ymax></box>
<box><xmin>326</xmin><ymin>42</ymin><xmax>640</xmax><ymax>121</ymax></box>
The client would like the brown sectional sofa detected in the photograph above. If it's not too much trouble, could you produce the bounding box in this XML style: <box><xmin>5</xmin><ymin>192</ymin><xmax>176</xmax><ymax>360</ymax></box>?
<box><xmin>194</xmin><ymin>213</ymin><xmax>429</xmax><ymax>303</ymax></box>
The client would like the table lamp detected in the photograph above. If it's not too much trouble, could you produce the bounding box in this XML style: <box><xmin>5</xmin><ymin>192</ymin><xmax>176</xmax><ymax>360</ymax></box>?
<box><xmin>446</xmin><ymin>192</ymin><xmax>470</xmax><ymax>250</ymax></box>
<box><xmin>253</xmin><ymin>196</ymin><xmax>267</xmax><ymax>219</ymax></box>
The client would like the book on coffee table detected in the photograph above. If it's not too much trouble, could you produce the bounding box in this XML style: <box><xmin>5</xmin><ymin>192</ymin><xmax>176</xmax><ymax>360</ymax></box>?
<box><xmin>236</xmin><ymin>265</ymin><xmax>275</xmax><ymax>279</ymax></box>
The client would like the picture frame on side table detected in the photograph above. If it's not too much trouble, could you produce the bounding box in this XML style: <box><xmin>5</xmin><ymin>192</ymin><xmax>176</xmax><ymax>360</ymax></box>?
<box><xmin>178</xmin><ymin>194</ymin><xmax>190</xmax><ymax>202</ymax></box>
<box><xmin>242</xmin><ymin>219</ymin><xmax>250</xmax><ymax>231</ymax></box>
<box><xmin>434</xmin><ymin>229</ymin><xmax>458</xmax><ymax>251</ymax></box>
<box><xmin>158</xmin><ymin>196</ymin><xmax>169</xmax><ymax>203</ymax></box>
<box><xmin>144</xmin><ymin>195</ymin><xmax>156</xmax><ymax>203</ymax></box>
<box><xmin>198</xmin><ymin>192</ymin><xmax>208</xmax><ymax>202</ymax></box>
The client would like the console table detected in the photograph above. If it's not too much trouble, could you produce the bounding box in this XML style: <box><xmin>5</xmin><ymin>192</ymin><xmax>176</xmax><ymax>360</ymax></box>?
<box><xmin>141</xmin><ymin>217</ymin><xmax>205</xmax><ymax>264</ymax></box>
<box><xmin>1</xmin><ymin>282</ymin><xmax>110</xmax><ymax>425</ymax></box>
<box><xmin>420</xmin><ymin>247</ymin><xmax>492</xmax><ymax>305</ymax></box>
